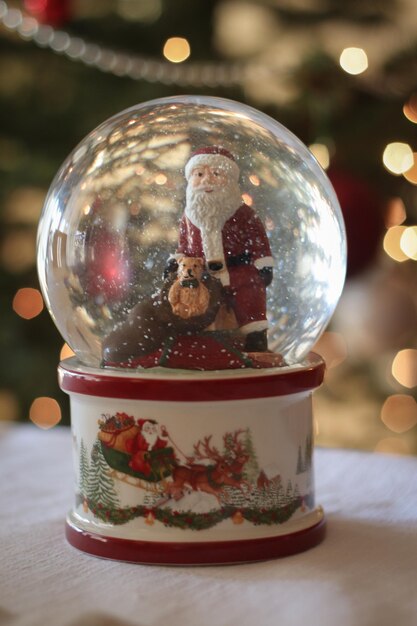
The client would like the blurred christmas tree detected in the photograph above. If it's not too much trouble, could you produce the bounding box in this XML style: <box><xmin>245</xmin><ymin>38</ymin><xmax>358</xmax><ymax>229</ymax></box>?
<box><xmin>1</xmin><ymin>0</ymin><xmax>417</xmax><ymax>454</ymax></box>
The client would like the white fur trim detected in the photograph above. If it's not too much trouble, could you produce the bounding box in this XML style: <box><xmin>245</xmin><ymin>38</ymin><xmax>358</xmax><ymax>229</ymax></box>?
<box><xmin>254</xmin><ymin>256</ymin><xmax>274</xmax><ymax>270</ymax></box>
<box><xmin>185</xmin><ymin>154</ymin><xmax>239</xmax><ymax>181</ymax></box>
<box><xmin>239</xmin><ymin>320</ymin><xmax>269</xmax><ymax>334</ymax></box>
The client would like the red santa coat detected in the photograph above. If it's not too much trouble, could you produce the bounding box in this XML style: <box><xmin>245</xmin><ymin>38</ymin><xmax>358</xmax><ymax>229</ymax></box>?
<box><xmin>127</xmin><ymin>432</ymin><xmax>168</xmax><ymax>476</ymax></box>
<box><xmin>177</xmin><ymin>203</ymin><xmax>273</xmax><ymax>332</ymax></box>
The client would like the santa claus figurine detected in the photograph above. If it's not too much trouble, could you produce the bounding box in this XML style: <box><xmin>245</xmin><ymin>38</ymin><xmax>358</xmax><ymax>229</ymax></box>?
<box><xmin>126</xmin><ymin>419</ymin><xmax>170</xmax><ymax>476</ymax></box>
<box><xmin>167</xmin><ymin>146</ymin><xmax>274</xmax><ymax>352</ymax></box>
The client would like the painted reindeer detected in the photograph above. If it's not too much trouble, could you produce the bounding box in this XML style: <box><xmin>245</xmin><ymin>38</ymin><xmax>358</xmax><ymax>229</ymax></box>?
<box><xmin>165</xmin><ymin>430</ymin><xmax>251</xmax><ymax>502</ymax></box>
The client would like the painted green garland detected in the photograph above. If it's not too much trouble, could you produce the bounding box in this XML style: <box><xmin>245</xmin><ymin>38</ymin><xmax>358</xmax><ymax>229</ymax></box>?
<box><xmin>85</xmin><ymin>495</ymin><xmax>308</xmax><ymax>530</ymax></box>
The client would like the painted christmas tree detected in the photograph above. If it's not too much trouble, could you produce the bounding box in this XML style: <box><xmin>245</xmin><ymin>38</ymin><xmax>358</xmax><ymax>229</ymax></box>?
<box><xmin>296</xmin><ymin>445</ymin><xmax>305</xmax><ymax>474</ymax></box>
<box><xmin>241</xmin><ymin>428</ymin><xmax>260</xmax><ymax>484</ymax></box>
<box><xmin>87</xmin><ymin>441</ymin><xmax>120</xmax><ymax>510</ymax></box>
<box><xmin>304</xmin><ymin>433</ymin><xmax>313</xmax><ymax>471</ymax></box>
<box><xmin>78</xmin><ymin>438</ymin><xmax>90</xmax><ymax>498</ymax></box>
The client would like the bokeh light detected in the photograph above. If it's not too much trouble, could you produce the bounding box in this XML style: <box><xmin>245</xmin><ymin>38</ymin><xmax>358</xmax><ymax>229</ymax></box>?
<box><xmin>382</xmin><ymin>142</ymin><xmax>413</xmax><ymax>175</ymax></box>
<box><xmin>403</xmin><ymin>153</ymin><xmax>417</xmax><ymax>184</ymax></box>
<box><xmin>400</xmin><ymin>226</ymin><xmax>417</xmax><ymax>260</ymax></box>
<box><xmin>308</xmin><ymin>143</ymin><xmax>330</xmax><ymax>170</ymax></box>
<box><xmin>392</xmin><ymin>349</ymin><xmax>417</xmax><ymax>388</ymax></box>
<box><xmin>313</xmin><ymin>332</ymin><xmax>347</xmax><ymax>369</ymax></box>
<box><xmin>29</xmin><ymin>397</ymin><xmax>62</xmax><ymax>429</ymax></box>
<box><xmin>383</xmin><ymin>226</ymin><xmax>408</xmax><ymax>262</ymax></box>
<box><xmin>12</xmin><ymin>288</ymin><xmax>44</xmax><ymax>319</ymax></box>
<box><xmin>384</xmin><ymin>197</ymin><xmax>406</xmax><ymax>227</ymax></box>
<box><xmin>0</xmin><ymin>389</ymin><xmax>19</xmax><ymax>422</ymax></box>
<box><xmin>60</xmin><ymin>343</ymin><xmax>75</xmax><ymax>360</ymax></box>
<box><xmin>339</xmin><ymin>47</ymin><xmax>368</xmax><ymax>75</ymax></box>
<box><xmin>163</xmin><ymin>37</ymin><xmax>191</xmax><ymax>63</ymax></box>
<box><xmin>403</xmin><ymin>94</ymin><xmax>417</xmax><ymax>124</ymax></box>
<box><xmin>154</xmin><ymin>173</ymin><xmax>167</xmax><ymax>185</ymax></box>
<box><xmin>380</xmin><ymin>394</ymin><xmax>417</xmax><ymax>433</ymax></box>
<box><xmin>374</xmin><ymin>437</ymin><xmax>411</xmax><ymax>455</ymax></box>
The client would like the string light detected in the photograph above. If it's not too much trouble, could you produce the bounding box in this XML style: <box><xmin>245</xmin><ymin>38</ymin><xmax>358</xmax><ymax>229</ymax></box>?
<box><xmin>60</xmin><ymin>343</ymin><xmax>75</xmax><ymax>360</ymax></box>
<box><xmin>384</xmin><ymin>197</ymin><xmax>406</xmax><ymax>227</ymax></box>
<box><xmin>400</xmin><ymin>226</ymin><xmax>417</xmax><ymax>260</ymax></box>
<box><xmin>402</xmin><ymin>153</ymin><xmax>417</xmax><ymax>184</ymax></box>
<box><xmin>29</xmin><ymin>396</ymin><xmax>62</xmax><ymax>429</ymax></box>
<box><xmin>339</xmin><ymin>47</ymin><xmax>368</xmax><ymax>75</ymax></box>
<box><xmin>0</xmin><ymin>1</ymin><xmax>407</xmax><ymax>93</ymax></box>
<box><xmin>380</xmin><ymin>394</ymin><xmax>417</xmax><ymax>433</ymax></box>
<box><xmin>382</xmin><ymin>142</ymin><xmax>413</xmax><ymax>175</ymax></box>
<box><xmin>0</xmin><ymin>1</ymin><xmax>243</xmax><ymax>87</ymax></box>
<box><xmin>403</xmin><ymin>94</ymin><xmax>417</xmax><ymax>124</ymax></box>
<box><xmin>308</xmin><ymin>143</ymin><xmax>330</xmax><ymax>170</ymax></box>
<box><xmin>392</xmin><ymin>349</ymin><xmax>417</xmax><ymax>388</ymax></box>
<box><xmin>12</xmin><ymin>288</ymin><xmax>44</xmax><ymax>319</ymax></box>
<box><xmin>383</xmin><ymin>226</ymin><xmax>408</xmax><ymax>262</ymax></box>
<box><xmin>163</xmin><ymin>37</ymin><xmax>190</xmax><ymax>63</ymax></box>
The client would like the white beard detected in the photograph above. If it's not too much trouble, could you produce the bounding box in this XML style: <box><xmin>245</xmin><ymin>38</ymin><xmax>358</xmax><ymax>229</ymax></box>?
<box><xmin>142</xmin><ymin>428</ymin><xmax>158</xmax><ymax>449</ymax></box>
<box><xmin>185</xmin><ymin>181</ymin><xmax>242</xmax><ymax>264</ymax></box>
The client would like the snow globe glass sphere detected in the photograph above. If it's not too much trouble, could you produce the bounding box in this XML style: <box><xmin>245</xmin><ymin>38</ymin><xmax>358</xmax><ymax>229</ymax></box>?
<box><xmin>37</xmin><ymin>96</ymin><xmax>346</xmax><ymax>564</ymax></box>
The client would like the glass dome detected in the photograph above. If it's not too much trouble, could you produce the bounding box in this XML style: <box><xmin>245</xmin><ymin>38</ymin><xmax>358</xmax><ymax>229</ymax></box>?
<box><xmin>37</xmin><ymin>95</ymin><xmax>346</xmax><ymax>370</ymax></box>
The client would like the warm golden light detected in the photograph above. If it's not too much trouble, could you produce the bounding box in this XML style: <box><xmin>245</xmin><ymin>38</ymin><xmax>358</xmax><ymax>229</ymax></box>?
<box><xmin>0</xmin><ymin>389</ymin><xmax>19</xmax><ymax>422</ymax></box>
<box><xmin>400</xmin><ymin>226</ymin><xmax>417</xmax><ymax>260</ymax></box>
<box><xmin>163</xmin><ymin>37</ymin><xmax>191</xmax><ymax>63</ymax></box>
<box><xmin>403</xmin><ymin>94</ymin><xmax>417</xmax><ymax>124</ymax></box>
<box><xmin>382</xmin><ymin>142</ymin><xmax>413</xmax><ymax>175</ymax></box>
<box><xmin>241</xmin><ymin>193</ymin><xmax>253</xmax><ymax>206</ymax></box>
<box><xmin>29</xmin><ymin>397</ymin><xmax>62</xmax><ymax>429</ymax></box>
<box><xmin>308</xmin><ymin>143</ymin><xmax>330</xmax><ymax>170</ymax></box>
<box><xmin>313</xmin><ymin>332</ymin><xmax>348</xmax><ymax>369</ymax></box>
<box><xmin>392</xmin><ymin>349</ymin><xmax>417</xmax><ymax>388</ymax></box>
<box><xmin>339</xmin><ymin>47</ymin><xmax>368</xmax><ymax>75</ymax></box>
<box><xmin>385</xmin><ymin>197</ymin><xmax>406</xmax><ymax>227</ymax></box>
<box><xmin>374</xmin><ymin>437</ymin><xmax>410</xmax><ymax>455</ymax></box>
<box><xmin>249</xmin><ymin>174</ymin><xmax>260</xmax><ymax>186</ymax></box>
<box><xmin>60</xmin><ymin>343</ymin><xmax>75</xmax><ymax>360</ymax></box>
<box><xmin>154</xmin><ymin>173</ymin><xmax>167</xmax><ymax>185</ymax></box>
<box><xmin>403</xmin><ymin>153</ymin><xmax>417</xmax><ymax>184</ymax></box>
<box><xmin>12</xmin><ymin>288</ymin><xmax>44</xmax><ymax>319</ymax></box>
<box><xmin>383</xmin><ymin>226</ymin><xmax>408</xmax><ymax>262</ymax></box>
<box><xmin>380</xmin><ymin>394</ymin><xmax>417</xmax><ymax>433</ymax></box>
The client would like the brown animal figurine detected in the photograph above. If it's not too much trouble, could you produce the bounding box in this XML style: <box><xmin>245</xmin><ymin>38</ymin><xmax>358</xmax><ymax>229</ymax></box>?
<box><xmin>102</xmin><ymin>258</ymin><xmax>224</xmax><ymax>364</ymax></box>
<box><xmin>165</xmin><ymin>432</ymin><xmax>250</xmax><ymax>502</ymax></box>
<box><xmin>168</xmin><ymin>257</ymin><xmax>210</xmax><ymax>319</ymax></box>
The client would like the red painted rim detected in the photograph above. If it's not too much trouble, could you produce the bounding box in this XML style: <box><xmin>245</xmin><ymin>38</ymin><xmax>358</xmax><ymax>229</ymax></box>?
<box><xmin>58</xmin><ymin>354</ymin><xmax>325</xmax><ymax>401</ymax></box>
<box><xmin>65</xmin><ymin>517</ymin><xmax>326</xmax><ymax>565</ymax></box>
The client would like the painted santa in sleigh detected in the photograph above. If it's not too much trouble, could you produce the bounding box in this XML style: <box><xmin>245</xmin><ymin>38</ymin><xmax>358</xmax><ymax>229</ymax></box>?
<box><xmin>97</xmin><ymin>413</ymin><xmax>250</xmax><ymax>501</ymax></box>
<box><xmin>103</xmin><ymin>146</ymin><xmax>284</xmax><ymax>370</ymax></box>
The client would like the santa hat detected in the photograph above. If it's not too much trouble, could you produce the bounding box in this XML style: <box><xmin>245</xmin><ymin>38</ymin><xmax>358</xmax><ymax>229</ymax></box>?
<box><xmin>138</xmin><ymin>418</ymin><xmax>156</xmax><ymax>429</ymax></box>
<box><xmin>185</xmin><ymin>146</ymin><xmax>240</xmax><ymax>182</ymax></box>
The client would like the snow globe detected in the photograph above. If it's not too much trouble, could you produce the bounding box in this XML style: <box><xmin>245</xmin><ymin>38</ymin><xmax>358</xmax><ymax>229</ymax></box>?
<box><xmin>37</xmin><ymin>95</ymin><xmax>346</xmax><ymax>564</ymax></box>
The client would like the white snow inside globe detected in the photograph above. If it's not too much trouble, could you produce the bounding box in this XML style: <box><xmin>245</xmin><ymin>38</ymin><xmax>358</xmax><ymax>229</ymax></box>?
<box><xmin>37</xmin><ymin>95</ymin><xmax>346</xmax><ymax>371</ymax></box>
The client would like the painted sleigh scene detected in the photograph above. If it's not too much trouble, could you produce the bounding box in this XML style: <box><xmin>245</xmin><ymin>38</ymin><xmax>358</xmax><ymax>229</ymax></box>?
<box><xmin>75</xmin><ymin>412</ymin><xmax>314</xmax><ymax>531</ymax></box>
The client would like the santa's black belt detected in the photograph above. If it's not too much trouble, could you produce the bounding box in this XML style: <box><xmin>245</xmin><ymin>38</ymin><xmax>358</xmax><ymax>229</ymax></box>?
<box><xmin>226</xmin><ymin>252</ymin><xmax>252</xmax><ymax>267</ymax></box>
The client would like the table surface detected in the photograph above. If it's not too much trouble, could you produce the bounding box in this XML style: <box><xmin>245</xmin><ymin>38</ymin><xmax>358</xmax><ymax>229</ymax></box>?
<box><xmin>1</xmin><ymin>422</ymin><xmax>416</xmax><ymax>626</ymax></box>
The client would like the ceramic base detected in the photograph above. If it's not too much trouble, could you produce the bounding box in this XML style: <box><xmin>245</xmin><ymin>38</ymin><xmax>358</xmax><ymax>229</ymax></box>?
<box><xmin>66</xmin><ymin>509</ymin><xmax>326</xmax><ymax>565</ymax></box>
<box><xmin>60</xmin><ymin>354</ymin><xmax>326</xmax><ymax>565</ymax></box>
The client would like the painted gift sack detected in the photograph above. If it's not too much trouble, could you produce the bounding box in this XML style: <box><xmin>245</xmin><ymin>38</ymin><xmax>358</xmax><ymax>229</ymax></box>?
<box><xmin>37</xmin><ymin>96</ymin><xmax>346</xmax><ymax>564</ymax></box>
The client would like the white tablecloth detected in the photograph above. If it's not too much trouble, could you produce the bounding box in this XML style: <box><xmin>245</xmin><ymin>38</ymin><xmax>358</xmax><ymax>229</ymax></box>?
<box><xmin>0</xmin><ymin>422</ymin><xmax>416</xmax><ymax>626</ymax></box>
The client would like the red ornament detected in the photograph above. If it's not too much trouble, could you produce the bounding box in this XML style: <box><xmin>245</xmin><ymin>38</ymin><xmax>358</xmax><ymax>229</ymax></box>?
<box><xmin>328</xmin><ymin>169</ymin><xmax>385</xmax><ymax>277</ymax></box>
<box><xmin>24</xmin><ymin>0</ymin><xmax>71</xmax><ymax>27</ymax></box>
